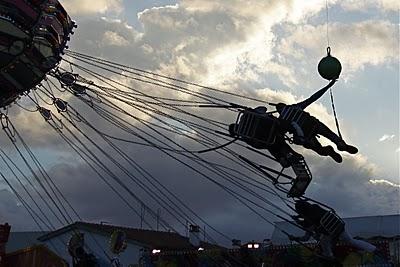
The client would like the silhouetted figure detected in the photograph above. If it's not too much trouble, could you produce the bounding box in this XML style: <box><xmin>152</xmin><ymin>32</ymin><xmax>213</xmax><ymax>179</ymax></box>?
<box><xmin>229</xmin><ymin>106</ymin><xmax>302</xmax><ymax>168</ymax></box>
<box><xmin>275</xmin><ymin>80</ymin><xmax>358</xmax><ymax>163</ymax></box>
<box><xmin>290</xmin><ymin>200</ymin><xmax>376</xmax><ymax>258</ymax></box>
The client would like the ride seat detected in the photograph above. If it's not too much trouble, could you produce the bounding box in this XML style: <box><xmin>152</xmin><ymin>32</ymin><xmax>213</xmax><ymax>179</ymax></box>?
<box><xmin>319</xmin><ymin>211</ymin><xmax>345</xmax><ymax>238</ymax></box>
<box><xmin>234</xmin><ymin>110</ymin><xmax>278</xmax><ymax>146</ymax></box>
<box><xmin>287</xmin><ymin>158</ymin><xmax>312</xmax><ymax>198</ymax></box>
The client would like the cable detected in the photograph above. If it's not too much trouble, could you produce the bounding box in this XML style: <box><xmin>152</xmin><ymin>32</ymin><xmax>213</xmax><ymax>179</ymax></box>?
<box><xmin>0</xmin><ymin>170</ymin><xmax>61</xmax><ymax>253</ymax></box>
<box><xmin>0</xmin><ymin>150</ymin><xmax>55</xmax><ymax>230</ymax></box>
<box><xmin>62</xmin><ymin>68</ymin><xmax>292</xmax><ymax>207</ymax></box>
<box><xmin>1</xmin><ymin>114</ymin><xmax>108</xmax><ymax>259</ymax></box>
<box><xmin>2</xmin><ymin>127</ymin><xmax>68</xmax><ymax>226</ymax></box>
<box><xmin>62</xmin><ymin>56</ymin><xmax>229</xmax><ymax>108</ymax></box>
<box><xmin>79</xmin><ymin>78</ymin><xmax>285</xmax><ymax>183</ymax></box>
<box><xmin>329</xmin><ymin>88</ymin><xmax>342</xmax><ymax>139</ymax></box>
<box><xmin>64</xmin><ymin>69</ymin><xmax>275</xmax><ymax>180</ymax></box>
<box><xmin>37</xmin><ymin>89</ymin><xmax>222</xmax><ymax>244</ymax></box>
<box><xmin>60</xmin><ymin>60</ymin><xmax>229</xmax><ymax>129</ymax></box>
<box><xmin>65</xmin><ymin>50</ymin><xmax>269</xmax><ymax>105</ymax></box>
<box><xmin>70</xmin><ymin>74</ymin><xmax>292</xmax><ymax>217</ymax></box>
<box><xmin>0</xmin><ymin>170</ymin><xmax>51</xmax><ymax>231</ymax></box>
<box><xmin>72</xmin><ymin>91</ymin><xmax>293</xmax><ymax>221</ymax></box>
<box><xmin>43</xmin><ymin>58</ymin><xmax>306</xmax><ymax>243</ymax></box>
<box><xmin>63</xmin><ymin>105</ymin><xmax>230</xmax><ymax>242</ymax></box>
<box><xmin>325</xmin><ymin>0</ymin><xmax>330</xmax><ymax>48</ymax></box>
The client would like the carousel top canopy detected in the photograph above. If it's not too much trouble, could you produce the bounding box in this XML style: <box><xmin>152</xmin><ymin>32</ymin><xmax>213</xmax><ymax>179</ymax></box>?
<box><xmin>0</xmin><ymin>0</ymin><xmax>75</xmax><ymax>108</ymax></box>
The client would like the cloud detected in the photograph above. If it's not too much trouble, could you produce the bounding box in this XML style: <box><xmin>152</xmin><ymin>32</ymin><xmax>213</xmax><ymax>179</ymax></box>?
<box><xmin>306</xmin><ymin>154</ymin><xmax>400</xmax><ymax>217</ymax></box>
<box><xmin>277</xmin><ymin>20</ymin><xmax>398</xmax><ymax>76</ymax></box>
<box><xmin>379</xmin><ymin>134</ymin><xmax>396</xmax><ymax>142</ymax></box>
<box><xmin>340</xmin><ymin>0</ymin><xmax>399</xmax><ymax>12</ymax></box>
<box><xmin>102</xmin><ymin>31</ymin><xmax>130</xmax><ymax>46</ymax></box>
<box><xmin>369</xmin><ymin>179</ymin><xmax>400</xmax><ymax>188</ymax></box>
<box><xmin>60</xmin><ymin>0</ymin><xmax>123</xmax><ymax>15</ymax></box>
<box><xmin>134</xmin><ymin>0</ymin><xmax>336</xmax><ymax>89</ymax></box>
<box><xmin>179</xmin><ymin>0</ymin><xmax>329</xmax><ymax>23</ymax></box>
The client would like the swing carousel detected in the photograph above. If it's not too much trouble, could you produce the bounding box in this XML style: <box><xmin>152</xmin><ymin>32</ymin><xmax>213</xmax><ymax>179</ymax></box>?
<box><xmin>1</xmin><ymin>1</ymin><xmax>387</xmax><ymax>266</ymax></box>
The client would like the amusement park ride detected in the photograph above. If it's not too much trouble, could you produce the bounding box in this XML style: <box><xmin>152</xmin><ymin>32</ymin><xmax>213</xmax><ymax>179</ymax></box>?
<box><xmin>0</xmin><ymin>0</ymin><xmax>75</xmax><ymax>108</ymax></box>
<box><xmin>0</xmin><ymin>0</ymin><xmax>345</xmax><ymax>199</ymax></box>
<box><xmin>0</xmin><ymin>0</ymin><xmax>389</xmax><ymax>266</ymax></box>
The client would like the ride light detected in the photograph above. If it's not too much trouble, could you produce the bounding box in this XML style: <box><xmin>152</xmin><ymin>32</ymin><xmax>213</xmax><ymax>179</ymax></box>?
<box><xmin>152</xmin><ymin>249</ymin><xmax>161</xmax><ymax>254</ymax></box>
<box><xmin>246</xmin><ymin>241</ymin><xmax>260</xmax><ymax>249</ymax></box>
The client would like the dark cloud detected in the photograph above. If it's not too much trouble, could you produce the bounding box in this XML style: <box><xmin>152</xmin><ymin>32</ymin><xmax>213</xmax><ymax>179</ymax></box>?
<box><xmin>306</xmin><ymin>153</ymin><xmax>400</xmax><ymax>216</ymax></box>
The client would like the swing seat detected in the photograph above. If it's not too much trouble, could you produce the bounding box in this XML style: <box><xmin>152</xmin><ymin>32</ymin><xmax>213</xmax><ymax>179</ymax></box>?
<box><xmin>288</xmin><ymin>177</ymin><xmax>312</xmax><ymax>198</ymax></box>
<box><xmin>319</xmin><ymin>211</ymin><xmax>345</xmax><ymax>238</ymax></box>
<box><xmin>234</xmin><ymin>110</ymin><xmax>278</xmax><ymax>146</ymax></box>
<box><xmin>287</xmin><ymin>158</ymin><xmax>312</xmax><ymax>198</ymax></box>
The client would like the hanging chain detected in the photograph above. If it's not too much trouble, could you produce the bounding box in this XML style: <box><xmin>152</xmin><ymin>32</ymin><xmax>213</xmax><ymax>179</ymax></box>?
<box><xmin>329</xmin><ymin>88</ymin><xmax>342</xmax><ymax>139</ymax></box>
<box><xmin>325</xmin><ymin>0</ymin><xmax>343</xmax><ymax>138</ymax></box>
<box><xmin>325</xmin><ymin>0</ymin><xmax>330</xmax><ymax>48</ymax></box>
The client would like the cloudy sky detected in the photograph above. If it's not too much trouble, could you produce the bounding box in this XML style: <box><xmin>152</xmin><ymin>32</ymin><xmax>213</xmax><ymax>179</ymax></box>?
<box><xmin>0</xmin><ymin>0</ymin><xmax>398</xmax><ymax>246</ymax></box>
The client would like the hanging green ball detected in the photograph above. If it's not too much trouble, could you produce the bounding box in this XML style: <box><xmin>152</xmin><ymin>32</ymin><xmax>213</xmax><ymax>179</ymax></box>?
<box><xmin>318</xmin><ymin>47</ymin><xmax>342</xmax><ymax>80</ymax></box>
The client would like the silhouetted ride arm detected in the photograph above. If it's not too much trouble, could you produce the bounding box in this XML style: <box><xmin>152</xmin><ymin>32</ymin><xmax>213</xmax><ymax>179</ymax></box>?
<box><xmin>296</xmin><ymin>80</ymin><xmax>336</xmax><ymax>110</ymax></box>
